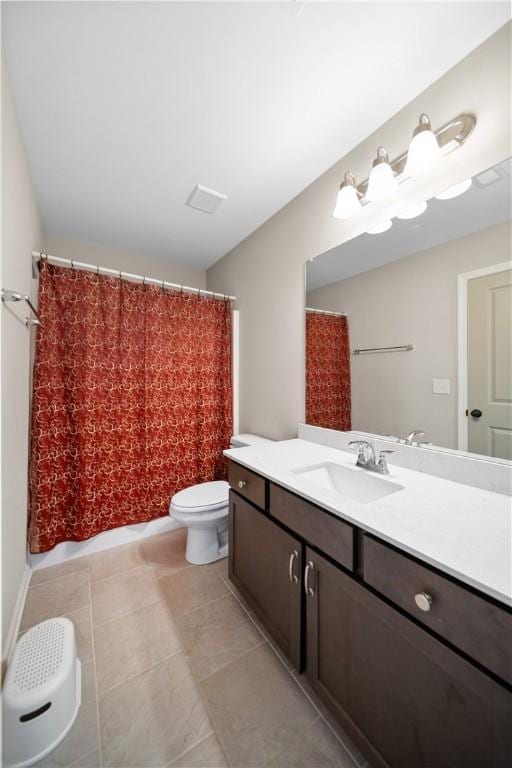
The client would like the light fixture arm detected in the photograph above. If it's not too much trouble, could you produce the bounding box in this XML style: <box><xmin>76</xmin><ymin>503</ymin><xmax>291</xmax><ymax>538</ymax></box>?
<box><xmin>356</xmin><ymin>112</ymin><xmax>475</xmax><ymax>198</ymax></box>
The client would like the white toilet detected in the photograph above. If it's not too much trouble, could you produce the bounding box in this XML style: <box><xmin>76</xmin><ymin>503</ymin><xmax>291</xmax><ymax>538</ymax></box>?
<box><xmin>170</xmin><ymin>434</ymin><xmax>273</xmax><ymax>565</ymax></box>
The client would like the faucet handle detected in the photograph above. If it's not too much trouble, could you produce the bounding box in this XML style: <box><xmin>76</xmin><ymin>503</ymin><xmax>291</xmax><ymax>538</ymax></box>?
<box><xmin>377</xmin><ymin>449</ymin><xmax>395</xmax><ymax>474</ymax></box>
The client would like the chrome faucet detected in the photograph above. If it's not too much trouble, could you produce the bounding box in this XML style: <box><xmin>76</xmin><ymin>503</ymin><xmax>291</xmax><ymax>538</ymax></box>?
<box><xmin>348</xmin><ymin>440</ymin><xmax>395</xmax><ymax>475</ymax></box>
<box><xmin>404</xmin><ymin>430</ymin><xmax>425</xmax><ymax>446</ymax></box>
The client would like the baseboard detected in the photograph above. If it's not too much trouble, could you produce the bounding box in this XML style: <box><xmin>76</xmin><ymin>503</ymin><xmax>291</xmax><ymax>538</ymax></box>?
<box><xmin>30</xmin><ymin>515</ymin><xmax>182</xmax><ymax>571</ymax></box>
<box><xmin>2</xmin><ymin>562</ymin><xmax>32</xmax><ymax>672</ymax></box>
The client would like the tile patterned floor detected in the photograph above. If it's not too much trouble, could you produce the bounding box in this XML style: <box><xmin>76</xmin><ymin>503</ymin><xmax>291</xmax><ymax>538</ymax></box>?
<box><xmin>20</xmin><ymin>528</ymin><xmax>371</xmax><ymax>768</ymax></box>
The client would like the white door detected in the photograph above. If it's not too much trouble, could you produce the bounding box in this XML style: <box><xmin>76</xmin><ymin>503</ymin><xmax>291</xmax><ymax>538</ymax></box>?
<box><xmin>467</xmin><ymin>269</ymin><xmax>512</xmax><ymax>459</ymax></box>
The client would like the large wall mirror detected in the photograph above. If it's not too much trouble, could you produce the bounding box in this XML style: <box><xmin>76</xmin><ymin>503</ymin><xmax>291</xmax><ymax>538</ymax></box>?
<box><xmin>305</xmin><ymin>157</ymin><xmax>512</xmax><ymax>461</ymax></box>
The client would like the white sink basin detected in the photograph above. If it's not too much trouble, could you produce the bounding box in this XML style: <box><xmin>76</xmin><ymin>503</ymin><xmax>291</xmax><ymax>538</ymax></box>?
<box><xmin>294</xmin><ymin>462</ymin><xmax>403</xmax><ymax>503</ymax></box>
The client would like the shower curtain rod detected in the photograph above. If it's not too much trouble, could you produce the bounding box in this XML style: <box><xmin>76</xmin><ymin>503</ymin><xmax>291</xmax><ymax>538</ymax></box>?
<box><xmin>31</xmin><ymin>251</ymin><xmax>237</xmax><ymax>302</ymax></box>
<box><xmin>305</xmin><ymin>307</ymin><xmax>347</xmax><ymax>317</ymax></box>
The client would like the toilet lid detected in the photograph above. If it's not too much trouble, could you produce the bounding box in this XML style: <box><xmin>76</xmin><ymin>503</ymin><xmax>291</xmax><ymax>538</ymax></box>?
<box><xmin>171</xmin><ymin>480</ymin><xmax>229</xmax><ymax>510</ymax></box>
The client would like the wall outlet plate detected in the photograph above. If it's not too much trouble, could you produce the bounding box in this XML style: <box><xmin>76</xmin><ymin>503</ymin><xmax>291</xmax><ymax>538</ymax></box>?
<box><xmin>433</xmin><ymin>378</ymin><xmax>450</xmax><ymax>395</ymax></box>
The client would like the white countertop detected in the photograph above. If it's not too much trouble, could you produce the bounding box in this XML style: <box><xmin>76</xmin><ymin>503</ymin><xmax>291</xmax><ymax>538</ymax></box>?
<box><xmin>224</xmin><ymin>439</ymin><xmax>512</xmax><ymax>607</ymax></box>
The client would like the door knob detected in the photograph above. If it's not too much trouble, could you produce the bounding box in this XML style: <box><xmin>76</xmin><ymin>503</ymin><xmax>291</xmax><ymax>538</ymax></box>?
<box><xmin>470</xmin><ymin>409</ymin><xmax>482</xmax><ymax>418</ymax></box>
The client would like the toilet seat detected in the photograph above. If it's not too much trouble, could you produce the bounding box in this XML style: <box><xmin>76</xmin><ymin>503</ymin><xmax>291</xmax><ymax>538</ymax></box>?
<box><xmin>171</xmin><ymin>480</ymin><xmax>229</xmax><ymax>515</ymax></box>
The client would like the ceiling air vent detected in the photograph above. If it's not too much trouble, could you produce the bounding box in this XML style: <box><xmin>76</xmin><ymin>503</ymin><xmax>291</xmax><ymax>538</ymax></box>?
<box><xmin>186</xmin><ymin>184</ymin><xmax>228</xmax><ymax>214</ymax></box>
<box><xmin>473</xmin><ymin>165</ymin><xmax>506</xmax><ymax>189</ymax></box>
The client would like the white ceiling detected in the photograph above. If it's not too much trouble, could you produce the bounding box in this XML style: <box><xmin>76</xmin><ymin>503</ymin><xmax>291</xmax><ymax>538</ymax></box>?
<box><xmin>3</xmin><ymin>2</ymin><xmax>510</xmax><ymax>270</ymax></box>
<box><xmin>306</xmin><ymin>158</ymin><xmax>512</xmax><ymax>293</ymax></box>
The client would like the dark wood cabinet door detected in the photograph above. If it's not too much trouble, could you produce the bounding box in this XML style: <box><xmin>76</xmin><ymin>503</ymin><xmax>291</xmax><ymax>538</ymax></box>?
<box><xmin>229</xmin><ymin>491</ymin><xmax>303</xmax><ymax>670</ymax></box>
<box><xmin>305</xmin><ymin>547</ymin><xmax>512</xmax><ymax>768</ymax></box>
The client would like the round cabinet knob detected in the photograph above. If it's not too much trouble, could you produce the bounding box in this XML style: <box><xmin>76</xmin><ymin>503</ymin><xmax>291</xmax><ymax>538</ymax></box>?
<box><xmin>414</xmin><ymin>592</ymin><xmax>433</xmax><ymax>612</ymax></box>
<box><xmin>238</xmin><ymin>480</ymin><xmax>247</xmax><ymax>489</ymax></box>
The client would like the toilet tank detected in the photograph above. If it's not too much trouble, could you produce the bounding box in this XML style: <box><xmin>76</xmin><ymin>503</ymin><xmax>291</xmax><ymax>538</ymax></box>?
<box><xmin>230</xmin><ymin>434</ymin><xmax>274</xmax><ymax>448</ymax></box>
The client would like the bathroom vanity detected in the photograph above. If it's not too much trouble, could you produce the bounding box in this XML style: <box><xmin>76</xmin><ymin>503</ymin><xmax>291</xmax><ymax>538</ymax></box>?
<box><xmin>225</xmin><ymin>437</ymin><xmax>512</xmax><ymax>768</ymax></box>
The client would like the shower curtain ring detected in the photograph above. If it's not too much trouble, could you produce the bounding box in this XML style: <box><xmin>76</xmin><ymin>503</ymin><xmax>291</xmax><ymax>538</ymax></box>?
<box><xmin>96</xmin><ymin>264</ymin><xmax>100</xmax><ymax>276</ymax></box>
<box><xmin>142</xmin><ymin>275</ymin><xmax>146</xmax><ymax>286</ymax></box>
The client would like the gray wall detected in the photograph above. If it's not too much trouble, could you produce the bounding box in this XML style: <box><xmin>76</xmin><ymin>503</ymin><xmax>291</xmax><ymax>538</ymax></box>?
<box><xmin>1</xmin><ymin>57</ymin><xmax>42</xmax><ymax>660</ymax></box>
<box><xmin>306</xmin><ymin>221</ymin><xmax>511</xmax><ymax>449</ymax></box>
<box><xmin>206</xmin><ymin>24</ymin><xmax>512</xmax><ymax>440</ymax></box>
<box><xmin>41</xmin><ymin>236</ymin><xmax>207</xmax><ymax>290</ymax></box>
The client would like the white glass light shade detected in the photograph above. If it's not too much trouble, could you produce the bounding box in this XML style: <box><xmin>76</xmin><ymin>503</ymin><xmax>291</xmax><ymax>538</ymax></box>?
<box><xmin>366</xmin><ymin>220</ymin><xmax>392</xmax><ymax>235</ymax></box>
<box><xmin>366</xmin><ymin>161</ymin><xmax>398</xmax><ymax>202</ymax></box>
<box><xmin>404</xmin><ymin>130</ymin><xmax>440</xmax><ymax>177</ymax></box>
<box><xmin>435</xmin><ymin>178</ymin><xmax>472</xmax><ymax>200</ymax></box>
<box><xmin>333</xmin><ymin>184</ymin><xmax>362</xmax><ymax>219</ymax></box>
<box><xmin>396</xmin><ymin>201</ymin><xmax>427</xmax><ymax>220</ymax></box>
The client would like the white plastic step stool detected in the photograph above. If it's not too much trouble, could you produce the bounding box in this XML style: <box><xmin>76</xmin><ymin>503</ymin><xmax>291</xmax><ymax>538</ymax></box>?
<box><xmin>2</xmin><ymin>618</ymin><xmax>81</xmax><ymax>768</ymax></box>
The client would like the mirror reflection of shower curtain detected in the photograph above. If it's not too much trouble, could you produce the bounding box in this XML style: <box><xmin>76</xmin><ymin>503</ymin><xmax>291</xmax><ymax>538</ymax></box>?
<box><xmin>306</xmin><ymin>312</ymin><xmax>351</xmax><ymax>431</ymax></box>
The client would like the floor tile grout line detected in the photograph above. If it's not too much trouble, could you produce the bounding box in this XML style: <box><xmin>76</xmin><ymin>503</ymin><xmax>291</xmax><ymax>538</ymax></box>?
<box><xmin>171</xmin><ymin>588</ymin><xmax>235</xmax><ymax>622</ymax></box>
<box><xmin>92</xmin><ymin>592</ymin><xmax>162</xmax><ymax>629</ymax></box>
<box><xmin>260</xmin><ymin>716</ymin><xmax>323</xmax><ymax>768</ymax></box>
<box><xmin>30</xmin><ymin>528</ymin><xmax>189</xmax><ymax>591</ymax></box>
<box><xmin>165</xmin><ymin>729</ymin><xmax>217</xmax><ymax>768</ymax></box>
<box><xmin>155</xmin><ymin>582</ymin><xmax>235</xmax><ymax>768</ymax></box>
<box><xmin>29</xmin><ymin>561</ymin><xmax>91</xmax><ymax>588</ymax></box>
<box><xmin>195</xmin><ymin>638</ymin><xmax>267</xmax><ymax>685</ymax></box>
<box><xmin>88</xmin><ymin>600</ymin><xmax>101</xmax><ymax>765</ymax></box>
<box><xmin>96</xmin><ymin>646</ymin><xmax>221</xmax><ymax>767</ymax></box>
<box><xmin>154</xmin><ymin>565</ymin><xmax>231</xmax><ymax>622</ymax></box>
<box><xmin>220</xmin><ymin>571</ymin><xmax>365</xmax><ymax>766</ymax></box>
<box><xmin>89</xmin><ymin>560</ymin><xmax>151</xmax><ymax>587</ymax></box>
<box><xmin>290</xmin><ymin>670</ymin><xmax>365</xmax><ymax>766</ymax></box>
<box><xmin>194</xmin><ymin>670</ymin><xmax>236</xmax><ymax>768</ymax></box>
<box><xmin>88</xmin><ymin>576</ymin><xmax>104</xmax><ymax>768</ymax></box>
<box><xmin>96</xmin><ymin>646</ymin><xmax>183</xmax><ymax>699</ymax></box>
<box><xmin>69</xmin><ymin>745</ymin><xmax>99</xmax><ymax>768</ymax></box>
<box><xmin>219</xmin><ymin>575</ymin><xmax>268</xmax><ymax>643</ymax></box>
<box><xmin>91</xmin><ymin>588</ymin><xmax>169</xmax><ymax>630</ymax></box>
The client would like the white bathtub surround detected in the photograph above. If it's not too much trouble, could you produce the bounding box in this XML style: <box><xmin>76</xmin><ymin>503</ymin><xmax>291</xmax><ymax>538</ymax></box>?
<box><xmin>30</xmin><ymin>515</ymin><xmax>181</xmax><ymax>571</ymax></box>
<box><xmin>298</xmin><ymin>423</ymin><xmax>512</xmax><ymax>495</ymax></box>
<box><xmin>224</xmin><ymin>436</ymin><xmax>512</xmax><ymax>606</ymax></box>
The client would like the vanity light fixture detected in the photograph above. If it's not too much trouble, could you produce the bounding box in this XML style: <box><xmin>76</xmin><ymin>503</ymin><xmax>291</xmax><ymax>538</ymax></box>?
<box><xmin>332</xmin><ymin>113</ymin><xmax>475</xmax><ymax>221</ymax></box>
<box><xmin>435</xmin><ymin>178</ymin><xmax>472</xmax><ymax>200</ymax></box>
<box><xmin>366</xmin><ymin>147</ymin><xmax>398</xmax><ymax>202</ymax></box>
<box><xmin>333</xmin><ymin>172</ymin><xmax>363</xmax><ymax>219</ymax></box>
<box><xmin>404</xmin><ymin>114</ymin><xmax>441</xmax><ymax>177</ymax></box>
<box><xmin>396</xmin><ymin>201</ymin><xmax>428</xmax><ymax>220</ymax></box>
<box><xmin>366</xmin><ymin>220</ymin><xmax>393</xmax><ymax>235</ymax></box>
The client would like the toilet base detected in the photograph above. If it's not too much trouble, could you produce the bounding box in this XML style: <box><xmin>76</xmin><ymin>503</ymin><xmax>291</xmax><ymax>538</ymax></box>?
<box><xmin>185</xmin><ymin>524</ymin><xmax>228</xmax><ymax>565</ymax></box>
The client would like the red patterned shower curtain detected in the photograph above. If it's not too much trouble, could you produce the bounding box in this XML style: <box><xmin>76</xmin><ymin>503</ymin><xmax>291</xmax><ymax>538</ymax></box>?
<box><xmin>28</xmin><ymin>262</ymin><xmax>232</xmax><ymax>553</ymax></box>
<box><xmin>305</xmin><ymin>312</ymin><xmax>351</xmax><ymax>431</ymax></box>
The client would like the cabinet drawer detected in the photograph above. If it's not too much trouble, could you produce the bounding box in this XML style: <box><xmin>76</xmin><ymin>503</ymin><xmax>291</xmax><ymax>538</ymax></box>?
<box><xmin>228</xmin><ymin>461</ymin><xmax>267</xmax><ymax>510</ymax></box>
<box><xmin>269</xmin><ymin>483</ymin><xmax>353</xmax><ymax>571</ymax></box>
<box><xmin>364</xmin><ymin>535</ymin><xmax>512</xmax><ymax>685</ymax></box>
